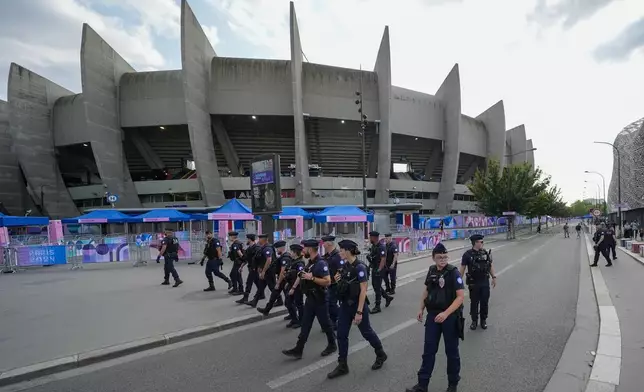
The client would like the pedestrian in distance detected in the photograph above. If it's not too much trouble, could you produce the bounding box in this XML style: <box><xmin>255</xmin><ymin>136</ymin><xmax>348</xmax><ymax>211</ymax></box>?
<box><xmin>406</xmin><ymin>243</ymin><xmax>465</xmax><ymax>392</ymax></box>
<box><xmin>159</xmin><ymin>228</ymin><xmax>183</xmax><ymax>288</ymax></box>
<box><xmin>201</xmin><ymin>231</ymin><xmax>233</xmax><ymax>292</ymax></box>
<box><xmin>327</xmin><ymin>239</ymin><xmax>387</xmax><ymax>379</ymax></box>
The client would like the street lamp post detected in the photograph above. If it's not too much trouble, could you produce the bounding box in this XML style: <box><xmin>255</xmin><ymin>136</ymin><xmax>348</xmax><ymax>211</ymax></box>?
<box><xmin>585</xmin><ymin>171</ymin><xmax>606</xmax><ymax>215</ymax></box>
<box><xmin>594</xmin><ymin>141</ymin><xmax>622</xmax><ymax>235</ymax></box>
<box><xmin>355</xmin><ymin>70</ymin><xmax>369</xmax><ymax>236</ymax></box>
<box><xmin>503</xmin><ymin>147</ymin><xmax>538</xmax><ymax>239</ymax></box>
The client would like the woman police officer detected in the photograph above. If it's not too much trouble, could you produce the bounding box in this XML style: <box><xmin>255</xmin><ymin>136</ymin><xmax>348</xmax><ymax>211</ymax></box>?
<box><xmin>327</xmin><ymin>239</ymin><xmax>387</xmax><ymax>379</ymax></box>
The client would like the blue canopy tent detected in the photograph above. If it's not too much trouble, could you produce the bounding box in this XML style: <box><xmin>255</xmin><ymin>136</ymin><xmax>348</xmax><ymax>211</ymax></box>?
<box><xmin>61</xmin><ymin>210</ymin><xmax>132</xmax><ymax>224</ymax></box>
<box><xmin>272</xmin><ymin>207</ymin><xmax>314</xmax><ymax>240</ymax></box>
<box><xmin>0</xmin><ymin>213</ymin><xmax>49</xmax><ymax>227</ymax></box>
<box><xmin>207</xmin><ymin>199</ymin><xmax>258</xmax><ymax>240</ymax></box>
<box><xmin>127</xmin><ymin>209</ymin><xmax>198</xmax><ymax>223</ymax></box>
<box><xmin>313</xmin><ymin>206</ymin><xmax>374</xmax><ymax>223</ymax></box>
<box><xmin>272</xmin><ymin>206</ymin><xmax>313</xmax><ymax>220</ymax></box>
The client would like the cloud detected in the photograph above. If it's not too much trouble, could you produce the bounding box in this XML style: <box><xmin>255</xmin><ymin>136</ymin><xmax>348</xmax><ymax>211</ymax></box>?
<box><xmin>527</xmin><ymin>0</ymin><xmax>619</xmax><ymax>29</ymax></box>
<box><xmin>91</xmin><ymin>0</ymin><xmax>182</xmax><ymax>38</ymax></box>
<box><xmin>202</xmin><ymin>25</ymin><xmax>221</xmax><ymax>49</ymax></box>
<box><xmin>594</xmin><ymin>17</ymin><xmax>644</xmax><ymax>61</ymax></box>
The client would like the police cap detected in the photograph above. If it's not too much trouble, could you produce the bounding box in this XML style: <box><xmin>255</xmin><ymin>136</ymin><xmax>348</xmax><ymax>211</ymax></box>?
<box><xmin>228</xmin><ymin>231</ymin><xmax>239</xmax><ymax>237</ymax></box>
<box><xmin>384</xmin><ymin>233</ymin><xmax>392</xmax><ymax>238</ymax></box>
<box><xmin>368</xmin><ymin>231</ymin><xmax>380</xmax><ymax>237</ymax></box>
<box><xmin>301</xmin><ymin>239</ymin><xmax>319</xmax><ymax>248</ymax></box>
<box><xmin>321</xmin><ymin>235</ymin><xmax>336</xmax><ymax>242</ymax></box>
<box><xmin>258</xmin><ymin>234</ymin><xmax>268</xmax><ymax>239</ymax></box>
<box><xmin>338</xmin><ymin>239</ymin><xmax>358</xmax><ymax>250</ymax></box>
<box><xmin>432</xmin><ymin>243</ymin><xmax>448</xmax><ymax>256</ymax></box>
<box><xmin>469</xmin><ymin>234</ymin><xmax>484</xmax><ymax>242</ymax></box>
<box><xmin>246</xmin><ymin>234</ymin><xmax>256</xmax><ymax>241</ymax></box>
<box><xmin>274</xmin><ymin>240</ymin><xmax>287</xmax><ymax>248</ymax></box>
<box><xmin>290</xmin><ymin>244</ymin><xmax>303</xmax><ymax>252</ymax></box>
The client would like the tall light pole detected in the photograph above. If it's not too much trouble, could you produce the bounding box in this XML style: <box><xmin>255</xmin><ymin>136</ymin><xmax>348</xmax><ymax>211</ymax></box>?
<box><xmin>355</xmin><ymin>69</ymin><xmax>368</xmax><ymax>235</ymax></box>
<box><xmin>594</xmin><ymin>141</ymin><xmax>622</xmax><ymax>235</ymax></box>
<box><xmin>585</xmin><ymin>180</ymin><xmax>601</xmax><ymax>209</ymax></box>
<box><xmin>585</xmin><ymin>170</ymin><xmax>606</xmax><ymax>215</ymax></box>
<box><xmin>502</xmin><ymin>147</ymin><xmax>538</xmax><ymax>239</ymax></box>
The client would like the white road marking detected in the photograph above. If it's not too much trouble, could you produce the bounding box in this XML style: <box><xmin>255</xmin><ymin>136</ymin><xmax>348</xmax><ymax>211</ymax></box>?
<box><xmin>266</xmin><ymin>235</ymin><xmax>549</xmax><ymax>389</ymax></box>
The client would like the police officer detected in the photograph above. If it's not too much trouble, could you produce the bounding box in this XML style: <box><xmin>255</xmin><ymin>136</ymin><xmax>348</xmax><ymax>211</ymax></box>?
<box><xmin>367</xmin><ymin>231</ymin><xmax>393</xmax><ymax>314</ymax></box>
<box><xmin>201</xmin><ymin>231</ymin><xmax>233</xmax><ymax>292</ymax></box>
<box><xmin>282</xmin><ymin>239</ymin><xmax>337</xmax><ymax>359</ymax></box>
<box><xmin>159</xmin><ymin>229</ymin><xmax>183</xmax><ymax>287</ymax></box>
<box><xmin>245</xmin><ymin>234</ymin><xmax>274</xmax><ymax>307</ymax></box>
<box><xmin>322</xmin><ymin>235</ymin><xmax>342</xmax><ymax>329</ymax></box>
<box><xmin>406</xmin><ymin>243</ymin><xmax>464</xmax><ymax>392</ymax></box>
<box><xmin>327</xmin><ymin>239</ymin><xmax>387</xmax><ymax>379</ymax></box>
<box><xmin>235</xmin><ymin>234</ymin><xmax>262</xmax><ymax>304</ymax></box>
<box><xmin>591</xmin><ymin>223</ymin><xmax>613</xmax><ymax>267</ymax></box>
<box><xmin>284</xmin><ymin>243</ymin><xmax>306</xmax><ymax>328</ymax></box>
<box><xmin>257</xmin><ymin>240</ymin><xmax>289</xmax><ymax>315</ymax></box>
<box><xmin>459</xmin><ymin>234</ymin><xmax>496</xmax><ymax>330</ymax></box>
<box><xmin>383</xmin><ymin>233</ymin><xmax>399</xmax><ymax>294</ymax></box>
<box><xmin>227</xmin><ymin>231</ymin><xmax>245</xmax><ymax>295</ymax></box>
<box><xmin>605</xmin><ymin>224</ymin><xmax>617</xmax><ymax>260</ymax></box>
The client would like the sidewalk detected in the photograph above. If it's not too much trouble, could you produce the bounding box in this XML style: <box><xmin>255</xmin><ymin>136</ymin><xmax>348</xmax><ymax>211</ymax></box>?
<box><xmin>589</xmin><ymin>243</ymin><xmax>644</xmax><ymax>391</ymax></box>
<box><xmin>0</xmin><ymin>229</ymin><xmax>530</xmax><ymax>383</ymax></box>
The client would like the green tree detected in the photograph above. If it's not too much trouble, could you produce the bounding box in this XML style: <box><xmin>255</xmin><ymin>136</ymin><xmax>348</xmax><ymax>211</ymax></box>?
<box><xmin>569</xmin><ymin>199</ymin><xmax>595</xmax><ymax>217</ymax></box>
<box><xmin>526</xmin><ymin>186</ymin><xmax>569</xmax><ymax>226</ymax></box>
<box><xmin>468</xmin><ymin>159</ymin><xmax>549</xmax><ymax>238</ymax></box>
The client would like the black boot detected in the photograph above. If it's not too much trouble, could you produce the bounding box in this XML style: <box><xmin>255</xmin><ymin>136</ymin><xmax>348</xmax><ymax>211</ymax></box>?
<box><xmin>172</xmin><ymin>280</ymin><xmax>183</xmax><ymax>288</ymax></box>
<box><xmin>327</xmin><ymin>360</ymin><xmax>349</xmax><ymax>379</ymax></box>
<box><xmin>235</xmin><ymin>294</ymin><xmax>248</xmax><ymax>304</ymax></box>
<box><xmin>370</xmin><ymin>305</ymin><xmax>382</xmax><ymax>314</ymax></box>
<box><xmin>227</xmin><ymin>281</ymin><xmax>233</xmax><ymax>290</ymax></box>
<box><xmin>405</xmin><ymin>384</ymin><xmax>428</xmax><ymax>392</ymax></box>
<box><xmin>470</xmin><ymin>320</ymin><xmax>478</xmax><ymax>330</ymax></box>
<box><xmin>284</xmin><ymin>315</ymin><xmax>292</xmax><ymax>321</ymax></box>
<box><xmin>321</xmin><ymin>341</ymin><xmax>337</xmax><ymax>357</ymax></box>
<box><xmin>446</xmin><ymin>384</ymin><xmax>458</xmax><ymax>392</ymax></box>
<box><xmin>257</xmin><ymin>303</ymin><xmax>273</xmax><ymax>315</ymax></box>
<box><xmin>246</xmin><ymin>297</ymin><xmax>259</xmax><ymax>307</ymax></box>
<box><xmin>371</xmin><ymin>348</ymin><xmax>387</xmax><ymax>370</ymax></box>
<box><xmin>282</xmin><ymin>342</ymin><xmax>304</xmax><ymax>359</ymax></box>
<box><xmin>385</xmin><ymin>296</ymin><xmax>394</xmax><ymax>308</ymax></box>
<box><xmin>203</xmin><ymin>284</ymin><xmax>215</xmax><ymax>292</ymax></box>
<box><xmin>161</xmin><ymin>280</ymin><xmax>170</xmax><ymax>285</ymax></box>
<box><xmin>480</xmin><ymin>319</ymin><xmax>487</xmax><ymax>330</ymax></box>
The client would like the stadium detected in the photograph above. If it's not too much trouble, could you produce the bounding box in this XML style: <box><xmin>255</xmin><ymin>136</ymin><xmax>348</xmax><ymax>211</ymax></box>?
<box><xmin>0</xmin><ymin>0</ymin><xmax>535</xmax><ymax>220</ymax></box>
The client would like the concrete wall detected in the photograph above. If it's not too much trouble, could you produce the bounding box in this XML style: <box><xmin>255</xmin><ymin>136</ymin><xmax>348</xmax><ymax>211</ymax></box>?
<box><xmin>52</xmin><ymin>94</ymin><xmax>87</xmax><ymax>146</ymax></box>
<box><xmin>459</xmin><ymin>115</ymin><xmax>487</xmax><ymax>156</ymax></box>
<box><xmin>476</xmin><ymin>100</ymin><xmax>506</xmax><ymax>166</ymax></box>
<box><xmin>210</xmin><ymin>58</ymin><xmax>292</xmax><ymax>116</ymax></box>
<box><xmin>7</xmin><ymin>63</ymin><xmax>78</xmax><ymax>218</ymax></box>
<box><xmin>507</xmin><ymin>125</ymin><xmax>527</xmax><ymax>164</ymax></box>
<box><xmin>81</xmin><ymin>24</ymin><xmax>141</xmax><ymax>208</ymax></box>
<box><xmin>302</xmin><ymin>63</ymin><xmax>379</xmax><ymax>121</ymax></box>
<box><xmin>290</xmin><ymin>2</ymin><xmax>311</xmax><ymax>204</ymax></box>
<box><xmin>181</xmin><ymin>0</ymin><xmax>225</xmax><ymax>205</ymax></box>
<box><xmin>0</xmin><ymin>99</ymin><xmax>27</xmax><ymax>215</ymax></box>
<box><xmin>374</xmin><ymin>26</ymin><xmax>392</xmax><ymax>203</ymax></box>
<box><xmin>120</xmin><ymin>71</ymin><xmax>187</xmax><ymax>127</ymax></box>
<box><xmin>526</xmin><ymin>139</ymin><xmax>535</xmax><ymax>167</ymax></box>
<box><xmin>435</xmin><ymin>64</ymin><xmax>462</xmax><ymax>214</ymax></box>
<box><xmin>390</xmin><ymin>86</ymin><xmax>443</xmax><ymax>140</ymax></box>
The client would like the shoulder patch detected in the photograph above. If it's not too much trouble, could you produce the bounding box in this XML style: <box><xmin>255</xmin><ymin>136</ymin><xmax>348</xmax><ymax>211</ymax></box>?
<box><xmin>358</xmin><ymin>271</ymin><xmax>365</xmax><ymax>278</ymax></box>
<box><xmin>457</xmin><ymin>277</ymin><xmax>463</xmax><ymax>284</ymax></box>
<box><xmin>298</xmin><ymin>266</ymin><xmax>303</xmax><ymax>271</ymax></box>
<box><xmin>323</xmin><ymin>266</ymin><xmax>328</xmax><ymax>272</ymax></box>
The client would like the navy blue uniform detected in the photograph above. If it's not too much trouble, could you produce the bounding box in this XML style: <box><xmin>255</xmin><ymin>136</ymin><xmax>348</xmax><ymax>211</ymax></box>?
<box><xmin>228</xmin><ymin>240</ymin><xmax>244</xmax><ymax>292</ymax></box>
<box><xmin>416</xmin><ymin>265</ymin><xmax>464</xmax><ymax>389</ymax></box>
<box><xmin>161</xmin><ymin>235</ymin><xmax>180</xmax><ymax>283</ymax></box>
<box><xmin>242</xmin><ymin>243</ymin><xmax>261</xmax><ymax>298</ymax></box>
<box><xmin>461</xmin><ymin>249</ymin><xmax>492</xmax><ymax>323</ymax></box>
<box><xmin>294</xmin><ymin>256</ymin><xmax>336</xmax><ymax>352</ymax></box>
<box><xmin>324</xmin><ymin>248</ymin><xmax>342</xmax><ymax>327</ymax></box>
<box><xmin>284</xmin><ymin>256</ymin><xmax>305</xmax><ymax>325</ymax></box>
<box><xmin>251</xmin><ymin>244</ymin><xmax>277</xmax><ymax>304</ymax></box>
<box><xmin>383</xmin><ymin>241</ymin><xmax>398</xmax><ymax>293</ymax></box>
<box><xmin>368</xmin><ymin>242</ymin><xmax>393</xmax><ymax>309</ymax></box>
<box><xmin>204</xmin><ymin>237</ymin><xmax>231</xmax><ymax>288</ymax></box>
<box><xmin>592</xmin><ymin>228</ymin><xmax>613</xmax><ymax>266</ymax></box>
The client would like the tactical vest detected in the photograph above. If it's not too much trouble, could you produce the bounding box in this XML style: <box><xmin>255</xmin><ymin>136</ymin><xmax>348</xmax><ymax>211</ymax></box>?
<box><xmin>228</xmin><ymin>240</ymin><xmax>243</xmax><ymax>262</ymax></box>
<box><xmin>425</xmin><ymin>264</ymin><xmax>457</xmax><ymax>312</ymax></box>
<box><xmin>385</xmin><ymin>242</ymin><xmax>396</xmax><ymax>266</ymax></box>
<box><xmin>367</xmin><ymin>244</ymin><xmax>382</xmax><ymax>268</ymax></box>
<box><xmin>468</xmin><ymin>249</ymin><xmax>491</xmax><ymax>281</ymax></box>
<box><xmin>164</xmin><ymin>236</ymin><xmax>179</xmax><ymax>254</ymax></box>
<box><xmin>300</xmin><ymin>259</ymin><xmax>326</xmax><ymax>300</ymax></box>
<box><xmin>204</xmin><ymin>238</ymin><xmax>219</xmax><ymax>259</ymax></box>
<box><xmin>336</xmin><ymin>260</ymin><xmax>369</xmax><ymax>304</ymax></box>
<box><xmin>244</xmin><ymin>244</ymin><xmax>260</xmax><ymax>268</ymax></box>
<box><xmin>286</xmin><ymin>257</ymin><xmax>305</xmax><ymax>284</ymax></box>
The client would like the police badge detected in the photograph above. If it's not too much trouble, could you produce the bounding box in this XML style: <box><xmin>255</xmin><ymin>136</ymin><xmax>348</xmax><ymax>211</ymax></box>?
<box><xmin>439</xmin><ymin>276</ymin><xmax>445</xmax><ymax>288</ymax></box>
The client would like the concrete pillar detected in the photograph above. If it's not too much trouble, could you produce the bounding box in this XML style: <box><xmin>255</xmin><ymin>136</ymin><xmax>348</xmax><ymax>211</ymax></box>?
<box><xmin>80</xmin><ymin>24</ymin><xmax>141</xmax><ymax>208</ymax></box>
<box><xmin>459</xmin><ymin>161</ymin><xmax>480</xmax><ymax>184</ymax></box>
<box><xmin>507</xmin><ymin>125</ymin><xmax>527</xmax><ymax>164</ymax></box>
<box><xmin>181</xmin><ymin>0</ymin><xmax>225</xmax><ymax>206</ymax></box>
<box><xmin>211</xmin><ymin>116</ymin><xmax>241</xmax><ymax>177</ymax></box>
<box><xmin>476</xmin><ymin>100</ymin><xmax>506</xmax><ymax>167</ymax></box>
<box><xmin>290</xmin><ymin>2</ymin><xmax>312</xmax><ymax>204</ymax></box>
<box><xmin>129</xmin><ymin>129</ymin><xmax>164</xmax><ymax>170</ymax></box>
<box><xmin>367</xmin><ymin>132</ymin><xmax>379</xmax><ymax>178</ymax></box>
<box><xmin>435</xmin><ymin>64</ymin><xmax>462</xmax><ymax>215</ymax></box>
<box><xmin>7</xmin><ymin>63</ymin><xmax>79</xmax><ymax>218</ymax></box>
<box><xmin>526</xmin><ymin>139</ymin><xmax>535</xmax><ymax>167</ymax></box>
<box><xmin>374</xmin><ymin>27</ymin><xmax>393</xmax><ymax>204</ymax></box>
<box><xmin>0</xmin><ymin>99</ymin><xmax>27</xmax><ymax>215</ymax></box>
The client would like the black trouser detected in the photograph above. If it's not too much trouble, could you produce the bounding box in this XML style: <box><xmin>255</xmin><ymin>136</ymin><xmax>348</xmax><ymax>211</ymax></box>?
<box><xmin>469</xmin><ymin>283</ymin><xmax>490</xmax><ymax>321</ymax></box>
<box><xmin>285</xmin><ymin>285</ymin><xmax>304</xmax><ymax>322</ymax></box>
<box><xmin>229</xmin><ymin>261</ymin><xmax>244</xmax><ymax>291</ymax></box>
<box><xmin>610</xmin><ymin>242</ymin><xmax>617</xmax><ymax>259</ymax></box>
<box><xmin>163</xmin><ymin>253</ymin><xmax>180</xmax><ymax>282</ymax></box>
<box><xmin>383</xmin><ymin>263</ymin><xmax>397</xmax><ymax>291</ymax></box>
<box><xmin>371</xmin><ymin>268</ymin><xmax>392</xmax><ymax>307</ymax></box>
<box><xmin>593</xmin><ymin>246</ymin><xmax>612</xmax><ymax>265</ymax></box>
<box><xmin>264</xmin><ymin>282</ymin><xmax>286</xmax><ymax>311</ymax></box>
<box><xmin>244</xmin><ymin>267</ymin><xmax>260</xmax><ymax>296</ymax></box>
<box><xmin>205</xmin><ymin>258</ymin><xmax>230</xmax><ymax>286</ymax></box>
<box><xmin>253</xmin><ymin>267</ymin><xmax>277</xmax><ymax>301</ymax></box>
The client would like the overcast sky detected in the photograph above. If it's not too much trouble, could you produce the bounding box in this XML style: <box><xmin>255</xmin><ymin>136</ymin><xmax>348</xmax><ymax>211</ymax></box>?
<box><xmin>1</xmin><ymin>0</ymin><xmax>643</xmax><ymax>204</ymax></box>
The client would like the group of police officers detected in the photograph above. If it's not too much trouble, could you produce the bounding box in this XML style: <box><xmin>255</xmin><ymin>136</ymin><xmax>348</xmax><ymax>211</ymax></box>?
<box><xmin>157</xmin><ymin>227</ymin><xmax>496</xmax><ymax>392</ymax></box>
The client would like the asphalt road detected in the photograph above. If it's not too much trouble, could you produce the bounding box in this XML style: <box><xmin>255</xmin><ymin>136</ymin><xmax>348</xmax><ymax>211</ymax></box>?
<box><xmin>4</xmin><ymin>229</ymin><xmax>582</xmax><ymax>392</ymax></box>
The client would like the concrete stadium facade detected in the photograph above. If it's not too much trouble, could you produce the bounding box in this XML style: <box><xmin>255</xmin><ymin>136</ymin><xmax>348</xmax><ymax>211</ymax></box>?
<box><xmin>607</xmin><ymin>117</ymin><xmax>644</xmax><ymax>218</ymax></box>
<box><xmin>1</xmin><ymin>0</ymin><xmax>535</xmax><ymax>219</ymax></box>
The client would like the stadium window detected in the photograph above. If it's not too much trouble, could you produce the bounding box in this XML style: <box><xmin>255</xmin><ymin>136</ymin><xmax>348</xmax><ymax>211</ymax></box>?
<box><xmin>393</xmin><ymin>163</ymin><xmax>410</xmax><ymax>173</ymax></box>
<box><xmin>185</xmin><ymin>160</ymin><xmax>196</xmax><ymax>171</ymax></box>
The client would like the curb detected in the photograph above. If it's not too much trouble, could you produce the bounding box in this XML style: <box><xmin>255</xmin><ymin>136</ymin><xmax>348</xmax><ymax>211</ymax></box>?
<box><xmin>0</xmin><ymin>231</ymin><xmax>531</xmax><ymax>387</ymax></box>
<box><xmin>542</xmin><ymin>231</ymin><xmax>600</xmax><ymax>392</ymax></box>
<box><xmin>616</xmin><ymin>246</ymin><xmax>644</xmax><ymax>267</ymax></box>
<box><xmin>581</xmin><ymin>232</ymin><xmax>622</xmax><ymax>392</ymax></box>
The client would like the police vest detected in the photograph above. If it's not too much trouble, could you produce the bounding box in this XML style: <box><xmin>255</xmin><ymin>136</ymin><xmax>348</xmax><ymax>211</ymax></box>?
<box><xmin>425</xmin><ymin>264</ymin><xmax>457</xmax><ymax>312</ymax></box>
<box><xmin>165</xmin><ymin>236</ymin><xmax>179</xmax><ymax>254</ymax></box>
<box><xmin>244</xmin><ymin>244</ymin><xmax>260</xmax><ymax>267</ymax></box>
<box><xmin>367</xmin><ymin>244</ymin><xmax>383</xmax><ymax>268</ymax></box>
<box><xmin>228</xmin><ymin>240</ymin><xmax>243</xmax><ymax>262</ymax></box>
<box><xmin>299</xmin><ymin>259</ymin><xmax>326</xmax><ymax>298</ymax></box>
<box><xmin>385</xmin><ymin>243</ymin><xmax>396</xmax><ymax>266</ymax></box>
<box><xmin>286</xmin><ymin>257</ymin><xmax>305</xmax><ymax>283</ymax></box>
<box><xmin>256</xmin><ymin>244</ymin><xmax>275</xmax><ymax>269</ymax></box>
<box><xmin>336</xmin><ymin>260</ymin><xmax>369</xmax><ymax>304</ymax></box>
<box><xmin>203</xmin><ymin>238</ymin><xmax>219</xmax><ymax>259</ymax></box>
<box><xmin>468</xmin><ymin>250</ymin><xmax>491</xmax><ymax>280</ymax></box>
